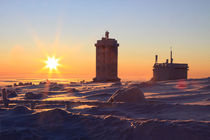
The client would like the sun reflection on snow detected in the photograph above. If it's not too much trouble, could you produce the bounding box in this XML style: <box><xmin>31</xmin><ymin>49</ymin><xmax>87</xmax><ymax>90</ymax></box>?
<box><xmin>175</xmin><ymin>80</ymin><xmax>187</xmax><ymax>90</ymax></box>
<box><xmin>43</xmin><ymin>96</ymin><xmax>80</xmax><ymax>101</ymax></box>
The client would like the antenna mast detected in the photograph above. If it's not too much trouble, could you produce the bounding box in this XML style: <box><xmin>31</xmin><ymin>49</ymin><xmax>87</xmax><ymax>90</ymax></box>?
<box><xmin>170</xmin><ymin>47</ymin><xmax>173</xmax><ymax>63</ymax></box>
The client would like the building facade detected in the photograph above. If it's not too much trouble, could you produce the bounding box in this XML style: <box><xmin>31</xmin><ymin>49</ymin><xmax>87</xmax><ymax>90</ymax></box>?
<box><xmin>152</xmin><ymin>50</ymin><xmax>189</xmax><ymax>81</ymax></box>
<box><xmin>93</xmin><ymin>31</ymin><xmax>120</xmax><ymax>82</ymax></box>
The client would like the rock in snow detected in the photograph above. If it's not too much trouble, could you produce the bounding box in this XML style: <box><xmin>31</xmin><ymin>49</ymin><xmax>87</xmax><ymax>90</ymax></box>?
<box><xmin>108</xmin><ymin>87</ymin><xmax>145</xmax><ymax>103</ymax></box>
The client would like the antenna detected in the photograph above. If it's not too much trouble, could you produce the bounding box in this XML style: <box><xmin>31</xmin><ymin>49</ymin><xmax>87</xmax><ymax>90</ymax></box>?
<box><xmin>170</xmin><ymin>46</ymin><xmax>173</xmax><ymax>63</ymax></box>
<box><xmin>155</xmin><ymin>55</ymin><xmax>158</xmax><ymax>64</ymax></box>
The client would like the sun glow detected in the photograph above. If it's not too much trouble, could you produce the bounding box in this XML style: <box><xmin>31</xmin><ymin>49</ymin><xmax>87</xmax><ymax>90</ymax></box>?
<box><xmin>44</xmin><ymin>56</ymin><xmax>60</xmax><ymax>71</ymax></box>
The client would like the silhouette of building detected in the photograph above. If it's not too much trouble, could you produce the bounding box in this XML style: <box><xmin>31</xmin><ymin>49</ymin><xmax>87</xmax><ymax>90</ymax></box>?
<box><xmin>152</xmin><ymin>49</ymin><xmax>189</xmax><ymax>81</ymax></box>
<box><xmin>93</xmin><ymin>31</ymin><xmax>120</xmax><ymax>82</ymax></box>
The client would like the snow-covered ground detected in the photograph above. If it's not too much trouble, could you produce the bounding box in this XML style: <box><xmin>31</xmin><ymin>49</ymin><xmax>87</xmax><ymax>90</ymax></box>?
<box><xmin>0</xmin><ymin>78</ymin><xmax>210</xmax><ymax>140</ymax></box>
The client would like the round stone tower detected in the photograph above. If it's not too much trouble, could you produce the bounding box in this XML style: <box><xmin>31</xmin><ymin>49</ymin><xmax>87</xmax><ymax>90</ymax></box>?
<box><xmin>93</xmin><ymin>31</ymin><xmax>120</xmax><ymax>82</ymax></box>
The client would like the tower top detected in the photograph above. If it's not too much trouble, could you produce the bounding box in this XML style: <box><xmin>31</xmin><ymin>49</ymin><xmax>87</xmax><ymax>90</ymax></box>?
<box><xmin>105</xmin><ymin>31</ymin><xmax>109</xmax><ymax>39</ymax></box>
<box><xmin>95</xmin><ymin>31</ymin><xmax>119</xmax><ymax>47</ymax></box>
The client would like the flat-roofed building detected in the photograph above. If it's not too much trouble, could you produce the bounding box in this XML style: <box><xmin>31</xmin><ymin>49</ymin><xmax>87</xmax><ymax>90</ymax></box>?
<box><xmin>152</xmin><ymin>50</ymin><xmax>189</xmax><ymax>81</ymax></box>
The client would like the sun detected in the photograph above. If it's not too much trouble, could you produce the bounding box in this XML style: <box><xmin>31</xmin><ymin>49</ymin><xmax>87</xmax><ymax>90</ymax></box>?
<box><xmin>44</xmin><ymin>56</ymin><xmax>60</xmax><ymax>71</ymax></box>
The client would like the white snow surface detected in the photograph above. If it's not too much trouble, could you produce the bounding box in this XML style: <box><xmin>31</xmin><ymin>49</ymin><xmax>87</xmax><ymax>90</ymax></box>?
<box><xmin>0</xmin><ymin>78</ymin><xmax>210</xmax><ymax>140</ymax></box>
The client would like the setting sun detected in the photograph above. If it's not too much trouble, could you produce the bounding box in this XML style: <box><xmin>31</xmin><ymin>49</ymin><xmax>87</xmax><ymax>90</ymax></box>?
<box><xmin>44</xmin><ymin>56</ymin><xmax>60</xmax><ymax>71</ymax></box>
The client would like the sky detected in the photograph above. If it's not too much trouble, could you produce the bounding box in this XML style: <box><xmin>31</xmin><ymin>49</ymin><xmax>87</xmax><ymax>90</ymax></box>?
<box><xmin>0</xmin><ymin>0</ymin><xmax>210</xmax><ymax>80</ymax></box>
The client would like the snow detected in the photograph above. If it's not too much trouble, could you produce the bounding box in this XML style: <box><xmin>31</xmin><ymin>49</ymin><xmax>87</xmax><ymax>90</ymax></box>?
<box><xmin>1</xmin><ymin>78</ymin><xmax>210</xmax><ymax>139</ymax></box>
<box><xmin>107</xmin><ymin>86</ymin><xmax>145</xmax><ymax>103</ymax></box>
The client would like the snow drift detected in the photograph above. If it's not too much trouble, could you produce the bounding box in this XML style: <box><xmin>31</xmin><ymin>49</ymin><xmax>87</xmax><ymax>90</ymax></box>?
<box><xmin>108</xmin><ymin>87</ymin><xmax>145</xmax><ymax>103</ymax></box>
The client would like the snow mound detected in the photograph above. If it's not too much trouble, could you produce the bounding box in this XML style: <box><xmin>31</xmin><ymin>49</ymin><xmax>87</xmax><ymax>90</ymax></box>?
<box><xmin>7</xmin><ymin>89</ymin><xmax>18</xmax><ymax>98</ymax></box>
<box><xmin>128</xmin><ymin>81</ymin><xmax>155</xmax><ymax>88</ymax></box>
<box><xmin>0</xmin><ymin>128</ymin><xmax>43</xmax><ymax>140</ymax></box>
<box><xmin>111</xmin><ymin>82</ymin><xmax>122</xmax><ymax>86</ymax></box>
<box><xmin>67</xmin><ymin>88</ymin><xmax>79</xmax><ymax>93</ymax></box>
<box><xmin>130</xmin><ymin>120</ymin><xmax>210</xmax><ymax>140</ymax></box>
<box><xmin>11</xmin><ymin>106</ymin><xmax>33</xmax><ymax>114</ymax></box>
<box><xmin>49</xmin><ymin>84</ymin><xmax>64</xmax><ymax>91</ymax></box>
<box><xmin>108</xmin><ymin>87</ymin><xmax>145</xmax><ymax>103</ymax></box>
<box><xmin>38</xmin><ymin>108</ymin><xmax>69</xmax><ymax>123</ymax></box>
<box><xmin>200</xmin><ymin>85</ymin><xmax>210</xmax><ymax>90</ymax></box>
<box><xmin>25</xmin><ymin>92</ymin><xmax>43</xmax><ymax>99</ymax></box>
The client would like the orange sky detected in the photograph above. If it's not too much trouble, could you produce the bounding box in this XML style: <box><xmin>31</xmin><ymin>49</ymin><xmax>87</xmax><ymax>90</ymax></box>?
<box><xmin>0</xmin><ymin>38</ymin><xmax>209</xmax><ymax>81</ymax></box>
<box><xmin>0</xmin><ymin>0</ymin><xmax>210</xmax><ymax>81</ymax></box>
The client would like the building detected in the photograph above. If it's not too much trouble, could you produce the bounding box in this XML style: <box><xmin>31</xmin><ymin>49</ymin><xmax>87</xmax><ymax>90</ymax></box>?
<box><xmin>152</xmin><ymin>50</ymin><xmax>189</xmax><ymax>81</ymax></box>
<box><xmin>93</xmin><ymin>31</ymin><xmax>120</xmax><ymax>82</ymax></box>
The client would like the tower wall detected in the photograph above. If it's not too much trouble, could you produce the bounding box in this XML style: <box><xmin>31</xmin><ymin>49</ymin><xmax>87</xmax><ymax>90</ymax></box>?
<box><xmin>96</xmin><ymin>46</ymin><xmax>105</xmax><ymax>80</ymax></box>
<box><xmin>93</xmin><ymin>33</ymin><xmax>120</xmax><ymax>82</ymax></box>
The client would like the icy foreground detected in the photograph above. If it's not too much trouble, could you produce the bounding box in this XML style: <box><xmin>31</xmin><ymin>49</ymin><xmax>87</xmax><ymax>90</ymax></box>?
<box><xmin>0</xmin><ymin>78</ymin><xmax>210</xmax><ymax>140</ymax></box>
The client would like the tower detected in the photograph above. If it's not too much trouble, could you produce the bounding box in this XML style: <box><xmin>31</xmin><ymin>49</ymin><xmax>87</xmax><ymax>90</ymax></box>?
<box><xmin>93</xmin><ymin>31</ymin><xmax>120</xmax><ymax>82</ymax></box>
